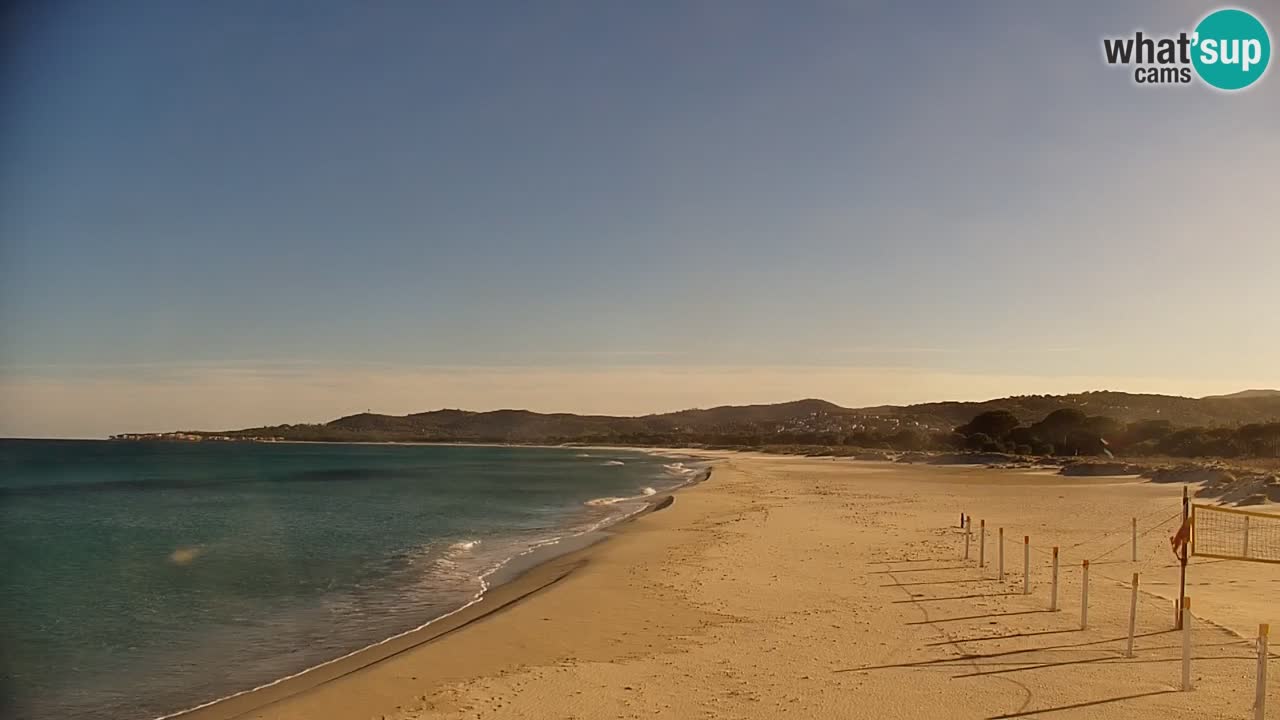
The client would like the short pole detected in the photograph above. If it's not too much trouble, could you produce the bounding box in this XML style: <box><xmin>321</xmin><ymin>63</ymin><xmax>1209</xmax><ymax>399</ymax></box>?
<box><xmin>998</xmin><ymin>528</ymin><xmax>1005</xmax><ymax>581</ymax></box>
<box><xmin>979</xmin><ymin>520</ymin><xmax>986</xmax><ymax>568</ymax></box>
<box><xmin>1080</xmin><ymin>560</ymin><xmax>1089</xmax><ymax>629</ymax></box>
<box><xmin>964</xmin><ymin>525</ymin><xmax>971</xmax><ymax>560</ymax></box>
<box><xmin>960</xmin><ymin>512</ymin><xmax>965</xmax><ymax>529</ymax></box>
<box><xmin>1023</xmin><ymin>536</ymin><xmax>1030</xmax><ymax>595</ymax></box>
<box><xmin>1131</xmin><ymin>517</ymin><xmax>1138</xmax><ymax>562</ymax></box>
<box><xmin>1050</xmin><ymin>546</ymin><xmax>1059</xmax><ymax>611</ymax></box>
<box><xmin>1243</xmin><ymin>516</ymin><xmax>1250</xmax><ymax>559</ymax></box>
<box><xmin>1257</xmin><ymin>623</ymin><xmax>1270</xmax><ymax>720</ymax></box>
<box><xmin>1181</xmin><ymin>597</ymin><xmax>1193</xmax><ymax>691</ymax></box>
<box><xmin>1126</xmin><ymin>573</ymin><xmax>1139</xmax><ymax>657</ymax></box>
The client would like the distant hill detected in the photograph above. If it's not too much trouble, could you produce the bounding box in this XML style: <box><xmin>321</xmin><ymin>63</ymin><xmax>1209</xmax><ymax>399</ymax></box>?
<box><xmin>876</xmin><ymin>391</ymin><xmax>1280</xmax><ymax>428</ymax></box>
<box><xmin>1202</xmin><ymin>389</ymin><xmax>1280</xmax><ymax>400</ymax></box>
<box><xmin>152</xmin><ymin>391</ymin><xmax>1280</xmax><ymax>445</ymax></box>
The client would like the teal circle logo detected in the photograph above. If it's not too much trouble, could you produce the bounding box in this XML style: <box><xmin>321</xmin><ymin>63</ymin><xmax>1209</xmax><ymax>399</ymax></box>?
<box><xmin>1192</xmin><ymin>9</ymin><xmax>1271</xmax><ymax>90</ymax></box>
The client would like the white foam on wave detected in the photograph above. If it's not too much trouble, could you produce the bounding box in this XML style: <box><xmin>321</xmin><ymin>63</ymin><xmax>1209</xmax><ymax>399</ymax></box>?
<box><xmin>153</xmin><ymin>549</ymin><xmax>499</xmax><ymax>720</ymax></box>
<box><xmin>601</xmin><ymin>460</ymin><xmax>625</xmax><ymax>466</ymax></box>
<box><xmin>575</xmin><ymin>453</ymin><xmax>592</xmax><ymax>458</ymax></box>
<box><xmin>585</xmin><ymin>496</ymin><xmax>629</xmax><ymax>507</ymax></box>
<box><xmin>153</xmin><ymin>462</ymin><xmax>698</xmax><ymax>720</ymax></box>
<box><xmin>585</xmin><ymin>485</ymin><xmax>659</xmax><ymax>507</ymax></box>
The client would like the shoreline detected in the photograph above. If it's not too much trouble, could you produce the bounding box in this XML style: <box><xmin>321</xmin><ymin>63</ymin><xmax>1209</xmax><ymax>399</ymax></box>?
<box><xmin>152</xmin><ymin>455</ymin><xmax>1280</xmax><ymax>720</ymax></box>
<box><xmin>166</xmin><ymin>466</ymin><xmax>710</xmax><ymax>720</ymax></box>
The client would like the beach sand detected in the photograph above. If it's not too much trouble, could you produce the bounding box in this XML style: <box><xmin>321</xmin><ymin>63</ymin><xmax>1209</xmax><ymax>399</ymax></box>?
<box><xmin>186</xmin><ymin>454</ymin><xmax>1279</xmax><ymax>720</ymax></box>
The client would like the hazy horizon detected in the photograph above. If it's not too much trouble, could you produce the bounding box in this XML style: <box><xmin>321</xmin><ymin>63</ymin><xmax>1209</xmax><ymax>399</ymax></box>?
<box><xmin>3</xmin><ymin>1</ymin><xmax>1277</xmax><ymax>438</ymax></box>
<box><xmin>6</xmin><ymin>368</ymin><xmax>1277</xmax><ymax>439</ymax></box>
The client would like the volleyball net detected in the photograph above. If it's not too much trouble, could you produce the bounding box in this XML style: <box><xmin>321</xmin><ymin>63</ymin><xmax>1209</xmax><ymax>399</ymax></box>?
<box><xmin>1191</xmin><ymin>504</ymin><xmax>1280</xmax><ymax>564</ymax></box>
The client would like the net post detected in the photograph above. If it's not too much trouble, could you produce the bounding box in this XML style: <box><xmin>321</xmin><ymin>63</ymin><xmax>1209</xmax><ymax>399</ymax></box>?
<box><xmin>1050</xmin><ymin>546</ymin><xmax>1059</xmax><ymax>611</ymax></box>
<box><xmin>1125</xmin><ymin>573</ymin><xmax>1138</xmax><ymax>657</ymax></box>
<box><xmin>1243</xmin><ymin>516</ymin><xmax>1250</xmax><ymax>559</ymax></box>
<box><xmin>1178</xmin><ymin>487</ymin><xmax>1189</xmax><ymax>630</ymax></box>
<box><xmin>964</xmin><ymin>524</ymin><xmax>971</xmax><ymax>560</ymax></box>
<box><xmin>1080</xmin><ymin>560</ymin><xmax>1089</xmax><ymax>629</ymax></box>
<box><xmin>1181</xmin><ymin>596</ymin><xmax>1193</xmax><ymax>691</ymax></box>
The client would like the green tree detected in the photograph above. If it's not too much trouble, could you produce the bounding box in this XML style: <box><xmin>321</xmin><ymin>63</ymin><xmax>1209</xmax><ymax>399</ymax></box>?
<box><xmin>964</xmin><ymin>432</ymin><xmax>994</xmax><ymax>451</ymax></box>
<box><xmin>956</xmin><ymin>410</ymin><xmax>1020</xmax><ymax>440</ymax></box>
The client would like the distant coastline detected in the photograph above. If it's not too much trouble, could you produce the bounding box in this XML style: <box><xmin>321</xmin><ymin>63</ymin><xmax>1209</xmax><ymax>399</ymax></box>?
<box><xmin>113</xmin><ymin>390</ymin><xmax>1280</xmax><ymax>462</ymax></box>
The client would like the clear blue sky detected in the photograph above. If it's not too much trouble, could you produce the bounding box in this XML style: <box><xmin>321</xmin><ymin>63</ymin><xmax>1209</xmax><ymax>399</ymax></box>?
<box><xmin>2</xmin><ymin>1</ymin><xmax>1277</xmax><ymax>436</ymax></box>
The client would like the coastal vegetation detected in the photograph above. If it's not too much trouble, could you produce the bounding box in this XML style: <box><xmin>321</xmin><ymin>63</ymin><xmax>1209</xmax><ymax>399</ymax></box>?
<box><xmin>119</xmin><ymin>391</ymin><xmax>1280</xmax><ymax>460</ymax></box>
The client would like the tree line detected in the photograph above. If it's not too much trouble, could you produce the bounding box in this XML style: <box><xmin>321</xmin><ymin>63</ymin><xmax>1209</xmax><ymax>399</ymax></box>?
<box><xmin>950</xmin><ymin>408</ymin><xmax>1280</xmax><ymax>458</ymax></box>
<box><xmin>674</xmin><ymin>409</ymin><xmax>1280</xmax><ymax>459</ymax></box>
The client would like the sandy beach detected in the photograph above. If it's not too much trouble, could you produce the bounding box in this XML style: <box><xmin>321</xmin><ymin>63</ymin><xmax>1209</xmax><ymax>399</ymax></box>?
<box><xmin>184</xmin><ymin>454</ymin><xmax>1279</xmax><ymax>720</ymax></box>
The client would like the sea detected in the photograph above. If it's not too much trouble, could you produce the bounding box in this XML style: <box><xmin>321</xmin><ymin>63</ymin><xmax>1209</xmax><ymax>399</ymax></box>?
<box><xmin>0</xmin><ymin>440</ymin><xmax>708</xmax><ymax>720</ymax></box>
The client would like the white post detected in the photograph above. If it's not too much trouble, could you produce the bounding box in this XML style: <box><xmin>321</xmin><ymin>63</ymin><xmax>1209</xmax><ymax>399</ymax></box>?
<box><xmin>998</xmin><ymin>528</ymin><xmax>1005</xmax><ymax>581</ymax></box>
<box><xmin>1257</xmin><ymin>623</ymin><xmax>1270</xmax><ymax>720</ymax></box>
<box><xmin>1243</xmin><ymin>516</ymin><xmax>1250</xmax><ymax>559</ymax></box>
<box><xmin>1131</xmin><ymin>517</ymin><xmax>1138</xmax><ymax>562</ymax></box>
<box><xmin>964</xmin><ymin>525</ymin><xmax>971</xmax><ymax>560</ymax></box>
<box><xmin>979</xmin><ymin>520</ymin><xmax>986</xmax><ymax>568</ymax></box>
<box><xmin>1080</xmin><ymin>560</ymin><xmax>1089</xmax><ymax>629</ymax></box>
<box><xmin>1181</xmin><ymin>597</ymin><xmax>1193</xmax><ymax>691</ymax></box>
<box><xmin>1023</xmin><ymin>536</ymin><xmax>1030</xmax><ymax>595</ymax></box>
<box><xmin>1126</xmin><ymin>573</ymin><xmax>1138</xmax><ymax>657</ymax></box>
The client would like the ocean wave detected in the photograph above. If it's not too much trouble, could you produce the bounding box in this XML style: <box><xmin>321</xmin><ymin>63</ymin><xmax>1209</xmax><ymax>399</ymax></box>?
<box><xmin>584</xmin><ymin>496</ymin><xmax>629</xmax><ymax>507</ymax></box>
<box><xmin>601</xmin><ymin>460</ymin><xmax>625</xmax><ymax>466</ymax></box>
<box><xmin>585</xmin><ymin>485</ymin><xmax>659</xmax><ymax>507</ymax></box>
<box><xmin>663</xmin><ymin>462</ymin><xmax>696</xmax><ymax>477</ymax></box>
<box><xmin>448</xmin><ymin>539</ymin><xmax>480</xmax><ymax>552</ymax></box>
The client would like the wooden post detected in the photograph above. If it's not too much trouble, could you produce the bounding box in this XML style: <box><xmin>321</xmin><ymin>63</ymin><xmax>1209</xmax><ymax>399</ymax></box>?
<box><xmin>1023</xmin><ymin>536</ymin><xmax>1030</xmax><ymax>595</ymax></box>
<box><xmin>1131</xmin><ymin>517</ymin><xmax>1138</xmax><ymax>562</ymax></box>
<box><xmin>960</xmin><ymin>512</ymin><xmax>965</xmax><ymax>529</ymax></box>
<box><xmin>1257</xmin><ymin>624</ymin><xmax>1270</xmax><ymax>720</ymax></box>
<box><xmin>1080</xmin><ymin>560</ymin><xmax>1090</xmax><ymax>629</ymax></box>
<box><xmin>998</xmin><ymin>528</ymin><xmax>1005</xmax><ymax>581</ymax></box>
<box><xmin>979</xmin><ymin>520</ymin><xmax>986</xmax><ymax>568</ymax></box>
<box><xmin>1050</xmin><ymin>547</ymin><xmax>1060</xmax><ymax>611</ymax></box>
<box><xmin>1243</xmin><ymin>516</ymin><xmax>1250</xmax><ymax>559</ymax></box>
<box><xmin>1181</xmin><ymin>597</ymin><xmax>1193</xmax><ymax>691</ymax></box>
<box><xmin>1178</xmin><ymin>487</ymin><xmax>1189</xmax><ymax>630</ymax></box>
<box><xmin>964</xmin><ymin>525</ymin><xmax>971</xmax><ymax>560</ymax></box>
<box><xmin>1126</xmin><ymin>573</ymin><xmax>1138</xmax><ymax>657</ymax></box>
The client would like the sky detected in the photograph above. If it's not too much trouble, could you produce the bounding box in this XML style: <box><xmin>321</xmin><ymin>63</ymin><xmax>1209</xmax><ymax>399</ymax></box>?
<box><xmin>2</xmin><ymin>1</ymin><xmax>1278</xmax><ymax>437</ymax></box>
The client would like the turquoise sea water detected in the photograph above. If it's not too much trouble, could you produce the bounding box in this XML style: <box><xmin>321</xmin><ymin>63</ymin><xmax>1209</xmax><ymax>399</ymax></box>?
<box><xmin>0</xmin><ymin>440</ymin><xmax>704</xmax><ymax>720</ymax></box>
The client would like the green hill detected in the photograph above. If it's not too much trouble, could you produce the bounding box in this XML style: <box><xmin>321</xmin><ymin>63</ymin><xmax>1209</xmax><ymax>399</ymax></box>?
<box><xmin>166</xmin><ymin>391</ymin><xmax>1280</xmax><ymax>448</ymax></box>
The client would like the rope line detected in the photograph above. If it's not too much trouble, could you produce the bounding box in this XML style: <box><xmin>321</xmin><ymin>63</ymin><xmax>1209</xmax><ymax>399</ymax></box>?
<box><xmin>1089</xmin><ymin>510</ymin><xmax>1185</xmax><ymax>563</ymax></box>
<box><xmin>981</xmin><ymin>507</ymin><xmax>1184</xmax><ymax>569</ymax></box>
